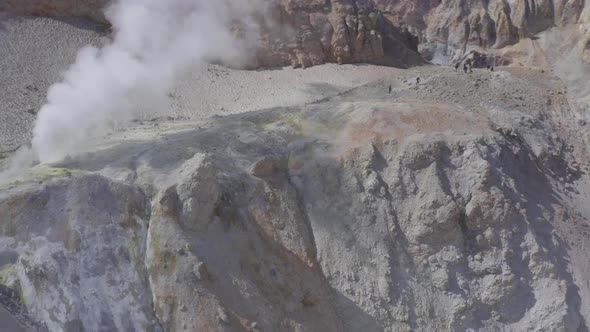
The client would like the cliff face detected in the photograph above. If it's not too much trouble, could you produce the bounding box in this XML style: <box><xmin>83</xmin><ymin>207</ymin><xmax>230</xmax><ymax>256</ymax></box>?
<box><xmin>254</xmin><ymin>0</ymin><xmax>422</xmax><ymax>68</ymax></box>
<box><xmin>2</xmin><ymin>0</ymin><xmax>588</xmax><ymax>68</ymax></box>
<box><xmin>374</xmin><ymin>0</ymin><xmax>590</xmax><ymax>64</ymax></box>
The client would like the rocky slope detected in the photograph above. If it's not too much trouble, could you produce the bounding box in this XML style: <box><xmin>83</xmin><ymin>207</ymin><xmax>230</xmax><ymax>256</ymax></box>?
<box><xmin>0</xmin><ymin>15</ymin><xmax>107</xmax><ymax>157</ymax></box>
<box><xmin>0</xmin><ymin>0</ymin><xmax>108</xmax><ymax>22</ymax></box>
<box><xmin>0</xmin><ymin>12</ymin><xmax>409</xmax><ymax>156</ymax></box>
<box><xmin>372</xmin><ymin>0</ymin><xmax>590</xmax><ymax>122</ymax></box>
<box><xmin>1</xmin><ymin>65</ymin><xmax>589</xmax><ymax>331</ymax></box>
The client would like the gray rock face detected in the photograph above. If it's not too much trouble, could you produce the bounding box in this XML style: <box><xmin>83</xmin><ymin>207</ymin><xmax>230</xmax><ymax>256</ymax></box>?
<box><xmin>374</xmin><ymin>0</ymin><xmax>589</xmax><ymax>63</ymax></box>
<box><xmin>1</xmin><ymin>66</ymin><xmax>588</xmax><ymax>331</ymax></box>
<box><xmin>254</xmin><ymin>0</ymin><xmax>423</xmax><ymax>68</ymax></box>
<box><xmin>0</xmin><ymin>175</ymin><xmax>161</xmax><ymax>331</ymax></box>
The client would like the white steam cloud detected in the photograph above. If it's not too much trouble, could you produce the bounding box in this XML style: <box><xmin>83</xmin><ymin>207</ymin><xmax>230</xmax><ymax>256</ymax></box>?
<box><xmin>31</xmin><ymin>0</ymin><xmax>261</xmax><ymax>164</ymax></box>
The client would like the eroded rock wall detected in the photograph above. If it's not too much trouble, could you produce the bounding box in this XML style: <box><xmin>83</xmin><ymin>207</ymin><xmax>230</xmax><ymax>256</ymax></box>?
<box><xmin>254</xmin><ymin>0</ymin><xmax>422</xmax><ymax>68</ymax></box>
<box><xmin>0</xmin><ymin>175</ymin><xmax>160</xmax><ymax>331</ymax></box>
<box><xmin>374</xmin><ymin>0</ymin><xmax>589</xmax><ymax>63</ymax></box>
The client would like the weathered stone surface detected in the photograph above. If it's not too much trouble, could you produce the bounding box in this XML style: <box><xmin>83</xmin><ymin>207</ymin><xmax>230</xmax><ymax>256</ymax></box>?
<box><xmin>460</xmin><ymin>50</ymin><xmax>512</xmax><ymax>68</ymax></box>
<box><xmin>254</xmin><ymin>0</ymin><xmax>411</xmax><ymax>68</ymax></box>
<box><xmin>0</xmin><ymin>284</ymin><xmax>40</xmax><ymax>330</ymax></box>
<box><xmin>0</xmin><ymin>174</ymin><xmax>161</xmax><ymax>331</ymax></box>
<box><xmin>374</xmin><ymin>0</ymin><xmax>589</xmax><ymax>63</ymax></box>
<box><xmin>1</xmin><ymin>65</ymin><xmax>588</xmax><ymax>331</ymax></box>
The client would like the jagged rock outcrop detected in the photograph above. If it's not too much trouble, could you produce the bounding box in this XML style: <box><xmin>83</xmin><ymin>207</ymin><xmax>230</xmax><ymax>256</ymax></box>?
<box><xmin>374</xmin><ymin>0</ymin><xmax>589</xmax><ymax>63</ymax></box>
<box><xmin>1</xmin><ymin>66</ymin><xmax>588</xmax><ymax>331</ymax></box>
<box><xmin>254</xmin><ymin>0</ymin><xmax>422</xmax><ymax>68</ymax></box>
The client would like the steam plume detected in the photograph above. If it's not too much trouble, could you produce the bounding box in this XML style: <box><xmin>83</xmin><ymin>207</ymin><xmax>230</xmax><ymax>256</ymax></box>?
<box><xmin>31</xmin><ymin>0</ymin><xmax>260</xmax><ymax>163</ymax></box>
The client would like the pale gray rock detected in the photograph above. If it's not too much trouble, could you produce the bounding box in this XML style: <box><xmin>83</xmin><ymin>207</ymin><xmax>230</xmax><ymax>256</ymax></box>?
<box><xmin>374</xmin><ymin>0</ymin><xmax>589</xmax><ymax>64</ymax></box>
<box><xmin>0</xmin><ymin>175</ymin><xmax>161</xmax><ymax>331</ymax></box>
<box><xmin>1</xmin><ymin>65</ymin><xmax>588</xmax><ymax>331</ymax></box>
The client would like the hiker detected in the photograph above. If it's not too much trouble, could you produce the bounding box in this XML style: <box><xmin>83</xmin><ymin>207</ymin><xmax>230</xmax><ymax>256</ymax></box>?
<box><xmin>455</xmin><ymin>63</ymin><xmax>460</xmax><ymax>71</ymax></box>
<box><xmin>491</xmin><ymin>66</ymin><xmax>495</xmax><ymax>72</ymax></box>
<box><xmin>388</xmin><ymin>84</ymin><xmax>392</xmax><ymax>94</ymax></box>
<box><xmin>463</xmin><ymin>65</ymin><xmax>468</xmax><ymax>73</ymax></box>
<box><xmin>464</xmin><ymin>59</ymin><xmax>473</xmax><ymax>73</ymax></box>
<box><xmin>487</xmin><ymin>65</ymin><xmax>491</xmax><ymax>70</ymax></box>
<box><xmin>416</xmin><ymin>77</ymin><xmax>420</xmax><ymax>85</ymax></box>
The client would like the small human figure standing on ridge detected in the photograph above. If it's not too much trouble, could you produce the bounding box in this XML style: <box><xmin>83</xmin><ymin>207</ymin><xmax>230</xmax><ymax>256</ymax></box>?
<box><xmin>416</xmin><ymin>77</ymin><xmax>420</xmax><ymax>85</ymax></box>
<box><xmin>388</xmin><ymin>84</ymin><xmax>392</xmax><ymax>94</ymax></box>
<box><xmin>455</xmin><ymin>63</ymin><xmax>460</xmax><ymax>71</ymax></box>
